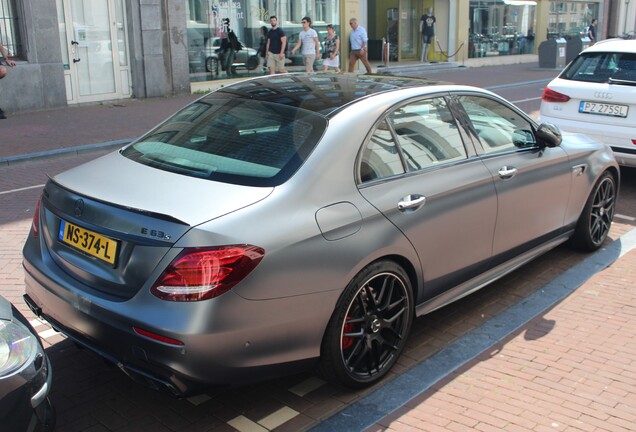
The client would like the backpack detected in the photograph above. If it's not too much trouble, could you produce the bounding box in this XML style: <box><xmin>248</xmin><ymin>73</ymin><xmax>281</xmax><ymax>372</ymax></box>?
<box><xmin>228</xmin><ymin>30</ymin><xmax>242</xmax><ymax>51</ymax></box>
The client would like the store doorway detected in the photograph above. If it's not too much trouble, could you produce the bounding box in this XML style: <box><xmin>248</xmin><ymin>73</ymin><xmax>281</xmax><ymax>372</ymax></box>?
<box><xmin>56</xmin><ymin>0</ymin><xmax>131</xmax><ymax>104</ymax></box>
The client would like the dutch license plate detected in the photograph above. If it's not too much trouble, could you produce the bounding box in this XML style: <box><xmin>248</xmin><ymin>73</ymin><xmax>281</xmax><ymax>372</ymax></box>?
<box><xmin>579</xmin><ymin>101</ymin><xmax>628</xmax><ymax>118</ymax></box>
<box><xmin>58</xmin><ymin>220</ymin><xmax>119</xmax><ymax>265</ymax></box>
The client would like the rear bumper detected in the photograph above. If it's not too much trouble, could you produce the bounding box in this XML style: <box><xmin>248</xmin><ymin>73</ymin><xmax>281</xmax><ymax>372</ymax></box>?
<box><xmin>22</xmin><ymin>256</ymin><xmax>332</xmax><ymax>396</ymax></box>
<box><xmin>539</xmin><ymin>113</ymin><xmax>636</xmax><ymax>167</ymax></box>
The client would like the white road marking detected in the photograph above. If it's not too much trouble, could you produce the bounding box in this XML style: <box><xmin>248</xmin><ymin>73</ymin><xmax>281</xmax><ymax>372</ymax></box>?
<box><xmin>511</xmin><ymin>96</ymin><xmax>543</xmax><ymax>103</ymax></box>
<box><xmin>0</xmin><ymin>184</ymin><xmax>45</xmax><ymax>196</ymax></box>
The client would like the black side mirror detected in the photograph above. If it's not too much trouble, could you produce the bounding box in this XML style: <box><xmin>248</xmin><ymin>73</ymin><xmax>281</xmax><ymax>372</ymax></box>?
<box><xmin>536</xmin><ymin>123</ymin><xmax>562</xmax><ymax>148</ymax></box>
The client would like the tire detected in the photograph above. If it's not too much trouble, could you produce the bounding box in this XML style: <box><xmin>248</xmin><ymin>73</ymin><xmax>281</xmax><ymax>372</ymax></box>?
<box><xmin>206</xmin><ymin>57</ymin><xmax>219</xmax><ymax>74</ymax></box>
<box><xmin>246</xmin><ymin>55</ymin><xmax>259</xmax><ymax>70</ymax></box>
<box><xmin>319</xmin><ymin>261</ymin><xmax>413</xmax><ymax>388</ymax></box>
<box><xmin>570</xmin><ymin>171</ymin><xmax>617</xmax><ymax>252</ymax></box>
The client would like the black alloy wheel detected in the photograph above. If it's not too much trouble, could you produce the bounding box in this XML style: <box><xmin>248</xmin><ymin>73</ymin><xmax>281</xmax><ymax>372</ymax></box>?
<box><xmin>320</xmin><ymin>261</ymin><xmax>413</xmax><ymax>388</ymax></box>
<box><xmin>571</xmin><ymin>171</ymin><xmax>617</xmax><ymax>251</ymax></box>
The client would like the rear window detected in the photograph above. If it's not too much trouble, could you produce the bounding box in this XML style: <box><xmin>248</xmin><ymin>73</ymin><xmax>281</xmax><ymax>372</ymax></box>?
<box><xmin>561</xmin><ymin>51</ymin><xmax>636</xmax><ymax>84</ymax></box>
<box><xmin>122</xmin><ymin>98</ymin><xmax>327</xmax><ymax>186</ymax></box>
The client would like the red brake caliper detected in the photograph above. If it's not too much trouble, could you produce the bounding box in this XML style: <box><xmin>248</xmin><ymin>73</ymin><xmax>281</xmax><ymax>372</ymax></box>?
<box><xmin>342</xmin><ymin>316</ymin><xmax>354</xmax><ymax>350</ymax></box>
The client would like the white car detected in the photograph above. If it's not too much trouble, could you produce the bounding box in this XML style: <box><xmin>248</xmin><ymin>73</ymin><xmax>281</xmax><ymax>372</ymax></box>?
<box><xmin>540</xmin><ymin>38</ymin><xmax>636</xmax><ymax>167</ymax></box>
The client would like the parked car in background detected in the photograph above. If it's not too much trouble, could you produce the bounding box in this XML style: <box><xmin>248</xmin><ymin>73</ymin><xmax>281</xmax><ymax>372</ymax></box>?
<box><xmin>1</xmin><ymin>295</ymin><xmax>55</xmax><ymax>431</ymax></box>
<box><xmin>540</xmin><ymin>38</ymin><xmax>636</xmax><ymax>166</ymax></box>
<box><xmin>203</xmin><ymin>37</ymin><xmax>259</xmax><ymax>75</ymax></box>
<box><xmin>23</xmin><ymin>74</ymin><xmax>618</xmax><ymax>396</ymax></box>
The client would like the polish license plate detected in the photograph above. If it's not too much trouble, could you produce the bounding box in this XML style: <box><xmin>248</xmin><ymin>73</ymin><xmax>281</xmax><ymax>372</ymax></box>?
<box><xmin>579</xmin><ymin>101</ymin><xmax>628</xmax><ymax>118</ymax></box>
<box><xmin>58</xmin><ymin>220</ymin><xmax>119</xmax><ymax>265</ymax></box>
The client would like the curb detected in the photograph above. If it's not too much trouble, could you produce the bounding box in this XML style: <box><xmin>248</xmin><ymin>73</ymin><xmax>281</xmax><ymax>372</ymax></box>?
<box><xmin>0</xmin><ymin>139</ymin><xmax>133</xmax><ymax>167</ymax></box>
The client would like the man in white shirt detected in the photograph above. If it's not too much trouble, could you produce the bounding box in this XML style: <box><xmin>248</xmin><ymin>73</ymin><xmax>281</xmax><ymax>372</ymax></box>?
<box><xmin>291</xmin><ymin>16</ymin><xmax>320</xmax><ymax>72</ymax></box>
<box><xmin>348</xmin><ymin>18</ymin><xmax>372</xmax><ymax>73</ymax></box>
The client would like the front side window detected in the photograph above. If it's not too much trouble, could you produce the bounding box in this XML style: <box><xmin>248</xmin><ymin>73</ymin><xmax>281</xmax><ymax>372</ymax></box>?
<box><xmin>122</xmin><ymin>97</ymin><xmax>327</xmax><ymax>187</ymax></box>
<box><xmin>358</xmin><ymin>96</ymin><xmax>470</xmax><ymax>183</ymax></box>
<box><xmin>562</xmin><ymin>52</ymin><xmax>636</xmax><ymax>83</ymax></box>
<box><xmin>388</xmin><ymin>97</ymin><xmax>467</xmax><ymax>171</ymax></box>
<box><xmin>457</xmin><ymin>95</ymin><xmax>536</xmax><ymax>154</ymax></box>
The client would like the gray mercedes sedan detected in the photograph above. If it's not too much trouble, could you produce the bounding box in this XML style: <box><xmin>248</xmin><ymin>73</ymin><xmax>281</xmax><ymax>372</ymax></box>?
<box><xmin>23</xmin><ymin>74</ymin><xmax>618</xmax><ymax>396</ymax></box>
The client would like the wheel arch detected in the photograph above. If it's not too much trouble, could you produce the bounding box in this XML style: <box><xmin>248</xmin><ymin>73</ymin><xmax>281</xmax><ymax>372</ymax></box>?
<box><xmin>361</xmin><ymin>253</ymin><xmax>421</xmax><ymax>309</ymax></box>
<box><xmin>605</xmin><ymin>165</ymin><xmax>620</xmax><ymax>194</ymax></box>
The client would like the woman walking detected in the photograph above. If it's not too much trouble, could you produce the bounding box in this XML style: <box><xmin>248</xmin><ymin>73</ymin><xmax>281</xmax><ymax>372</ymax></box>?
<box><xmin>322</xmin><ymin>24</ymin><xmax>340</xmax><ymax>72</ymax></box>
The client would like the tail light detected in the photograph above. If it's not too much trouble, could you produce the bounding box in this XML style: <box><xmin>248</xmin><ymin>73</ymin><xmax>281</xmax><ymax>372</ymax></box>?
<box><xmin>30</xmin><ymin>197</ymin><xmax>41</xmax><ymax>237</ymax></box>
<box><xmin>151</xmin><ymin>245</ymin><xmax>264</xmax><ymax>302</ymax></box>
<box><xmin>542</xmin><ymin>87</ymin><xmax>571</xmax><ymax>103</ymax></box>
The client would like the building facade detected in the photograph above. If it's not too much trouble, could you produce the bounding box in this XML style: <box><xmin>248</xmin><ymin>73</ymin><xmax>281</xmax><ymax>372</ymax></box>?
<box><xmin>2</xmin><ymin>0</ymin><xmax>627</xmax><ymax>114</ymax></box>
<box><xmin>1</xmin><ymin>0</ymin><xmax>191</xmax><ymax>113</ymax></box>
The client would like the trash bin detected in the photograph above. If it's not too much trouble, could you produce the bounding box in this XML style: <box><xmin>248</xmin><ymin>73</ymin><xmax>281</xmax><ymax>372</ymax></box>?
<box><xmin>566</xmin><ymin>36</ymin><xmax>591</xmax><ymax>63</ymax></box>
<box><xmin>538</xmin><ymin>38</ymin><xmax>567</xmax><ymax>69</ymax></box>
<box><xmin>368</xmin><ymin>39</ymin><xmax>383</xmax><ymax>61</ymax></box>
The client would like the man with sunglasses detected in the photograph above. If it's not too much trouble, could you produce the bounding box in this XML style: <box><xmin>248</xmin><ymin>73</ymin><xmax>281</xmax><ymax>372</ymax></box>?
<box><xmin>291</xmin><ymin>16</ymin><xmax>320</xmax><ymax>72</ymax></box>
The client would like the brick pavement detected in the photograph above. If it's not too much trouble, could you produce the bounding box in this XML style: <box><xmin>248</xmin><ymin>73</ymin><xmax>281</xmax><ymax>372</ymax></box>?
<box><xmin>369</xmin><ymin>246</ymin><xmax>636</xmax><ymax>432</ymax></box>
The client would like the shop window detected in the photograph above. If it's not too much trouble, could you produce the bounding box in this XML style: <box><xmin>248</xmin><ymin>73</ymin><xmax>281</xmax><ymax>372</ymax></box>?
<box><xmin>469</xmin><ymin>0</ymin><xmax>536</xmax><ymax>58</ymax></box>
<box><xmin>187</xmin><ymin>0</ymin><xmax>339</xmax><ymax>83</ymax></box>
<box><xmin>188</xmin><ymin>0</ymin><xmax>204</xmax><ymax>22</ymax></box>
<box><xmin>316</xmin><ymin>0</ymin><xmax>327</xmax><ymax>22</ymax></box>
<box><xmin>547</xmin><ymin>1</ymin><xmax>598</xmax><ymax>39</ymax></box>
<box><xmin>0</xmin><ymin>0</ymin><xmax>21</xmax><ymax>58</ymax></box>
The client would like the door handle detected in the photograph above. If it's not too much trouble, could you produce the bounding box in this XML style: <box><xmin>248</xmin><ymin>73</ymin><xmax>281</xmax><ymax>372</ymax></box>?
<box><xmin>398</xmin><ymin>194</ymin><xmax>426</xmax><ymax>211</ymax></box>
<box><xmin>71</xmin><ymin>40</ymin><xmax>81</xmax><ymax>63</ymax></box>
<box><xmin>498</xmin><ymin>166</ymin><xmax>517</xmax><ymax>179</ymax></box>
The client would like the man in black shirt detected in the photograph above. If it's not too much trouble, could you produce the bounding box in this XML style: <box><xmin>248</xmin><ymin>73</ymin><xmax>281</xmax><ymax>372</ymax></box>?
<box><xmin>265</xmin><ymin>16</ymin><xmax>287</xmax><ymax>74</ymax></box>
<box><xmin>587</xmin><ymin>19</ymin><xmax>598</xmax><ymax>44</ymax></box>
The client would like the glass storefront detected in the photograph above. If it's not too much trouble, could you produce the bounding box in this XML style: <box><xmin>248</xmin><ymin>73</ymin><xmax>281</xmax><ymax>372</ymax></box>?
<box><xmin>547</xmin><ymin>2</ymin><xmax>599</xmax><ymax>39</ymax></box>
<box><xmin>186</xmin><ymin>0</ymin><xmax>340</xmax><ymax>82</ymax></box>
<box><xmin>469</xmin><ymin>0</ymin><xmax>536</xmax><ymax>58</ymax></box>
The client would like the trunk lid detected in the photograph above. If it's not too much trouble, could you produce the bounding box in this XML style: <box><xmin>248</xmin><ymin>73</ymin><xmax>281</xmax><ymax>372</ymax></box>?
<box><xmin>41</xmin><ymin>152</ymin><xmax>272</xmax><ymax>299</ymax></box>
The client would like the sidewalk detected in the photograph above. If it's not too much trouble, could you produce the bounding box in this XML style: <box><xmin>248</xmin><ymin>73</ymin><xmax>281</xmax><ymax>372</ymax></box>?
<box><xmin>1</xmin><ymin>61</ymin><xmax>560</xmax><ymax>164</ymax></box>
<box><xmin>371</xmin><ymin>244</ymin><xmax>636</xmax><ymax>432</ymax></box>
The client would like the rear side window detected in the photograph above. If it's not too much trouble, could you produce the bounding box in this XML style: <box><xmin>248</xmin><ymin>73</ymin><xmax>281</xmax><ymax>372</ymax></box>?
<box><xmin>122</xmin><ymin>98</ymin><xmax>327</xmax><ymax>186</ymax></box>
<box><xmin>359</xmin><ymin>120</ymin><xmax>405</xmax><ymax>182</ymax></box>
<box><xmin>562</xmin><ymin>52</ymin><xmax>636</xmax><ymax>83</ymax></box>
